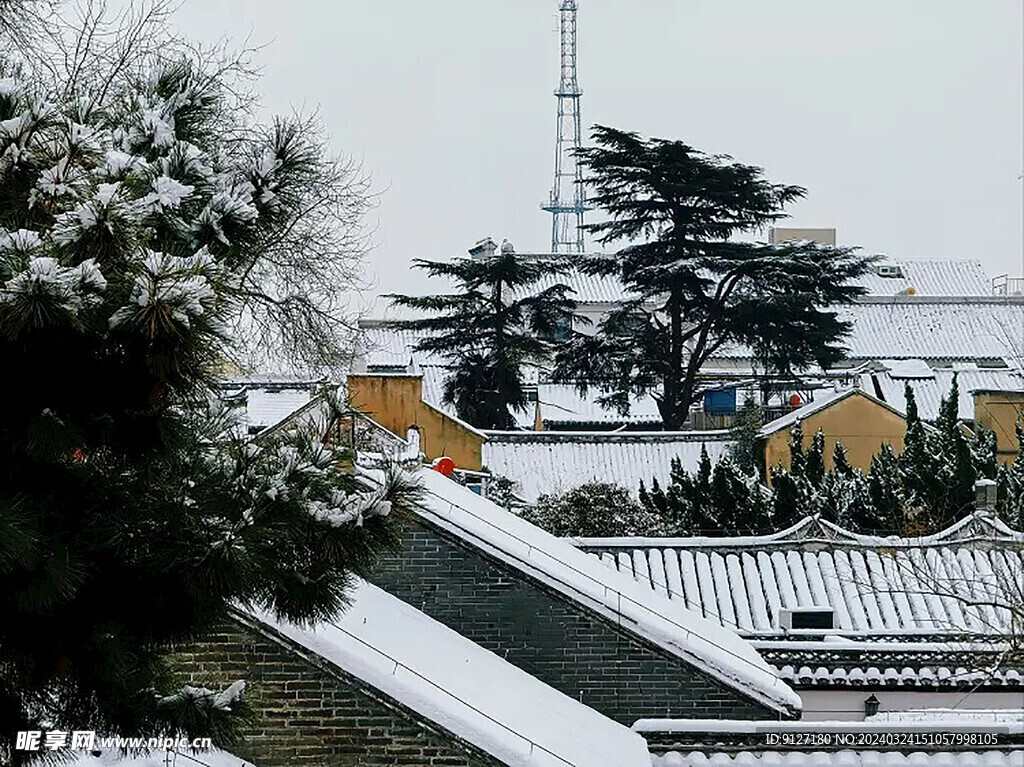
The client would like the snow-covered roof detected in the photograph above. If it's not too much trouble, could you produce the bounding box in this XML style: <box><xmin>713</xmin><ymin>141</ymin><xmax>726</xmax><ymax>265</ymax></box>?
<box><xmin>756</xmin><ymin>388</ymin><xmax>904</xmax><ymax>437</ymax></box>
<box><xmin>250</xmin><ymin>580</ymin><xmax>650</xmax><ymax>767</ymax></box>
<box><xmin>574</xmin><ymin>512</ymin><xmax>1024</xmax><ymax>638</ymax></box>
<box><xmin>482</xmin><ymin>430</ymin><xmax>734</xmax><ymax>502</ymax></box>
<box><xmin>835</xmin><ymin>299</ymin><xmax>1023</xmax><ymax>362</ymax></box>
<box><xmin>414</xmin><ymin>468</ymin><xmax>802</xmax><ymax>715</ymax></box>
<box><xmin>635</xmin><ymin>716</ymin><xmax>1024</xmax><ymax>735</ymax></box>
<box><xmin>535</xmin><ymin>384</ymin><xmax>663</xmax><ymax>426</ymax></box>
<box><xmin>853</xmin><ymin>260</ymin><xmax>993</xmax><ymax>297</ymax></box>
<box><xmin>522</xmin><ymin>266</ymin><xmax>641</xmax><ymax>304</ymax></box>
<box><xmin>773</xmin><ymin>659</ymin><xmax>1024</xmax><ymax>689</ymax></box>
<box><xmin>860</xmin><ymin>366</ymin><xmax>1024</xmax><ymax>422</ymax></box>
<box><xmin>651</xmin><ymin>751</ymin><xmax>1023</xmax><ymax>766</ymax></box>
<box><xmin>69</xmin><ymin>750</ymin><xmax>254</xmax><ymax>767</ymax></box>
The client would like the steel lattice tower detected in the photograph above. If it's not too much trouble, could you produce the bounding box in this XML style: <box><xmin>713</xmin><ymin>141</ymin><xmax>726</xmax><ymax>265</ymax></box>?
<box><xmin>542</xmin><ymin>0</ymin><xmax>590</xmax><ymax>254</ymax></box>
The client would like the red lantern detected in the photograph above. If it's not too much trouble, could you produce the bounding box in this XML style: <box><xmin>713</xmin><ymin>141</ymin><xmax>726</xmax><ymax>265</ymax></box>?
<box><xmin>789</xmin><ymin>394</ymin><xmax>802</xmax><ymax>408</ymax></box>
<box><xmin>432</xmin><ymin>456</ymin><xmax>456</xmax><ymax>476</ymax></box>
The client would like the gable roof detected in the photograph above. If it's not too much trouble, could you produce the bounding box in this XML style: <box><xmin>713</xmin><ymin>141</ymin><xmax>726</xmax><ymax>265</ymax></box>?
<box><xmin>757</xmin><ymin>388</ymin><xmax>905</xmax><ymax>437</ymax></box>
<box><xmin>414</xmin><ymin>467</ymin><xmax>802</xmax><ymax>715</ymax></box>
<box><xmin>482</xmin><ymin>430</ymin><xmax>734</xmax><ymax>502</ymax></box>
<box><xmin>250</xmin><ymin>580</ymin><xmax>651</xmax><ymax>767</ymax></box>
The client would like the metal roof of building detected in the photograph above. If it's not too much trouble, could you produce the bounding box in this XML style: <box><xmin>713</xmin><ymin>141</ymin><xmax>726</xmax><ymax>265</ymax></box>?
<box><xmin>482</xmin><ymin>430</ymin><xmax>734</xmax><ymax>502</ymax></box>
<box><xmin>861</xmin><ymin>366</ymin><xmax>1024</xmax><ymax>422</ymax></box>
<box><xmin>853</xmin><ymin>260</ymin><xmax>993</xmax><ymax>297</ymax></box>
<box><xmin>834</xmin><ymin>300</ymin><xmax>1024</xmax><ymax>362</ymax></box>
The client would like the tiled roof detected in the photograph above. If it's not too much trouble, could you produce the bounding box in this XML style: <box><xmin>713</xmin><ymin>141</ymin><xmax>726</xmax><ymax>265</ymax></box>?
<box><xmin>651</xmin><ymin>750</ymin><xmax>1023</xmax><ymax>766</ymax></box>
<box><xmin>773</xmin><ymin>662</ymin><xmax>1023</xmax><ymax>689</ymax></box>
<box><xmin>574</xmin><ymin>513</ymin><xmax>1024</xmax><ymax>638</ymax></box>
<box><xmin>861</xmin><ymin>366</ymin><xmax>1024</xmax><ymax>422</ymax></box>
<box><xmin>482</xmin><ymin>430</ymin><xmax>735</xmax><ymax>502</ymax></box>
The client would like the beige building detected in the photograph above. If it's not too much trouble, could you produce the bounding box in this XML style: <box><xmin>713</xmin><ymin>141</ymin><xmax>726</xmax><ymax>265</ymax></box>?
<box><xmin>973</xmin><ymin>389</ymin><xmax>1024</xmax><ymax>464</ymax></box>
<box><xmin>346</xmin><ymin>373</ymin><xmax>486</xmax><ymax>472</ymax></box>
<box><xmin>759</xmin><ymin>388</ymin><xmax>907</xmax><ymax>479</ymax></box>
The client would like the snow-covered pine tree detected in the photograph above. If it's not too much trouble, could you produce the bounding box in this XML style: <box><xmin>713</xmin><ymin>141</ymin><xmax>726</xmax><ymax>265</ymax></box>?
<box><xmin>804</xmin><ymin>429</ymin><xmax>826</xmax><ymax>488</ymax></box>
<box><xmin>551</xmin><ymin>126</ymin><xmax>876</xmax><ymax>429</ymax></box>
<box><xmin>0</xmin><ymin>5</ymin><xmax>413</xmax><ymax>758</ymax></box>
<box><xmin>727</xmin><ymin>393</ymin><xmax>764</xmax><ymax>477</ymax></box>
<box><xmin>386</xmin><ymin>250</ymin><xmax>575</xmax><ymax>429</ymax></box>
<box><xmin>521</xmin><ymin>483</ymin><xmax>661</xmax><ymax>537</ymax></box>
<box><xmin>832</xmin><ymin>439</ymin><xmax>855</xmax><ymax>479</ymax></box>
<box><xmin>864</xmin><ymin>444</ymin><xmax>906</xmax><ymax>535</ymax></box>
<box><xmin>999</xmin><ymin>424</ymin><xmax>1024</xmax><ymax>530</ymax></box>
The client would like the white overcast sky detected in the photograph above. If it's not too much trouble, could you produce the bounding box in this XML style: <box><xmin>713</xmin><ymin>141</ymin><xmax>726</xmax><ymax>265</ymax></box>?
<box><xmin>162</xmin><ymin>1</ymin><xmax>1023</xmax><ymax>303</ymax></box>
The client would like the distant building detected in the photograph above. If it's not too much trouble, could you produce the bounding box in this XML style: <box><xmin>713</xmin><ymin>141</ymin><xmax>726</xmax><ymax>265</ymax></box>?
<box><xmin>769</xmin><ymin>227</ymin><xmax>837</xmax><ymax>245</ymax></box>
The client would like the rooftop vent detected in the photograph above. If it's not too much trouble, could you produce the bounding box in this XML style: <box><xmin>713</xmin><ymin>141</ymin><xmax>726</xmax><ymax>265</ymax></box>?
<box><xmin>780</xmin><ymin>607</ymin><xmax>834</xmax><ymax>631</ymax></box>
<box><xmin>875</xmin><ymin>264</ymin><xmax>904</xmax><ymax>278</ymax></box>
<box><xmin>468</xmin><ymin>237</ymin><xmax>498</xmax><ymax>260</ymax></box>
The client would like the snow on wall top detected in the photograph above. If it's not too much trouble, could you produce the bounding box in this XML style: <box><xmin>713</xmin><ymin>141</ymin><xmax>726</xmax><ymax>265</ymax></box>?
<box><xmin>861</xmin><ymin>366</ymin><xmax>1024</xmax><ymax>422</ymax></box>
<box><xmin>651</xmin><ymin>750</ymin><xmax>1022</xmax><ymax>766</ymax></box>
<box><xmin>482</xmin><ymin>431</ymin><xmax>734</xmax><ymax>502</ymax></box>
<box><xmin>414</xmin><ymin>468</ymin><xmax>802</xmax><ymax>714</ymax></box>
<box><xmin>251</xmin><ymin>580</ymin><xmax>651</xmax><ymax>767</ymax></box>
<box><xmin>574</xmin><ymin>512</ymin><xmax>1024</xmax><ymax>638</ymax></box>
<box><xmin>69</xmin><ymin>750</ymin><xmax>254</xmax><ymax>767</ymax></box>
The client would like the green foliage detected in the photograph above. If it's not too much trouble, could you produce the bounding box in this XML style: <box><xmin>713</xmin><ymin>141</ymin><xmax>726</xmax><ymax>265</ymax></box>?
<box><xmin>552</xmin><ymin>126</ymin><xmax>875</xmax><ymax>429</ymax></box>
<box><xmin>521</xmin><ymin>483</ymin><xmax>660</xmax><ymax>537</ymax></box>
<box><xmin>728</xmin><ymin>394</ymin><xmax>763</xmax><ymax>476</ymax></box>
<box><xmin>0</xmin><ymin>14</ymin><xmax>412</xmax><ymax>756</ymax></box>
<box><xmin>386</xmin><ymin>250</ymin><xmax>575</xmax><ymax>429</ymax></box>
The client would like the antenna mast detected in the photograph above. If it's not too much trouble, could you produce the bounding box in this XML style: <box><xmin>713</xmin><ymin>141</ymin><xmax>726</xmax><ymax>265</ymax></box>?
<box><xmin>542</xmin><ymin>0</ymin><xmax>589</xmax><ymax>254</ymax></box>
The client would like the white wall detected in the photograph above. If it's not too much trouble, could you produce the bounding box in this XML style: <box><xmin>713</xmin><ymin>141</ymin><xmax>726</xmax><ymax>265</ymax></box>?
<box><xmin>799</xmin><ymin>689</ymin><xmax>1024</xmax><ymax>721</ymax></box>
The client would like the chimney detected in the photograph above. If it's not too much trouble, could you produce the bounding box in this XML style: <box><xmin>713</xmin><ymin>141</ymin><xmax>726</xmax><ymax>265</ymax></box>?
<box><xmin>974</xmin><ymin>478</ymin><xmax>997</xmax><ymax>511</ymax></box>
<box><xmin>468</xmin><ymin>237</ymin><xmax>498</xmax><ymax>260</ymax></box>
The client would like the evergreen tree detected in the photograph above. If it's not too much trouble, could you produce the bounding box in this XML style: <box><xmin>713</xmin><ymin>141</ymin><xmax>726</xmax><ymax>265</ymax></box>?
<box><xmin>999</xmin><ymin>425</ymin><xmax>1024</xmax><ymax>530</ymax></box>
<box><xmin>865</xmin><ymin>444</ymin><xmax>906</xmax><ymax>535</ymax></box>
<box><xmin>0</xmin><ymin>10</ymin><xmax>414</xmax><ymax>757</ymax></box>
<box><xmin>804</xmin><ymin>429</ymin><xmax>827</xmax><ymax>489</ymax></box>
<box><xmin>552</xmin><ymin>126</ymin><xmax>875</xmax><ymax>428</ymax></box>
<box><xmin>832</xmin><ymin>440</ymin><xmax>855</xmax><ymax>479</ymax></box>
<box><xmin>522</xmin><ymin>483</ymin><xmax>660</xmax><ymax>537</ymax></box>
<box><xmin>728</xmin><ymin>394</ymin><xmax>764</xmax><ymax>476</ymax></box>
<box><xmin>387</xmin><ymin>249</ymin><xmax>575</xmax><ymax>429</ymax></box>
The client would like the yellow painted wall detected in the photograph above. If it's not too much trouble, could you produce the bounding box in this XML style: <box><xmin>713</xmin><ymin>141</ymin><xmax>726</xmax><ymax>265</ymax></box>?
<box><xmin>973</xmin><ymin>391</ymin><xmax>1024</xmax><ymax>465</ymax></box>
<box><xmin>347</xmin><ymin>374</ymin><xmax>484</xmax><ymax>471</ymax></box>
<box><xmin>763</xmin><ymin>392</ymin><xmax>906</xmax><ymax>479</ymax></box>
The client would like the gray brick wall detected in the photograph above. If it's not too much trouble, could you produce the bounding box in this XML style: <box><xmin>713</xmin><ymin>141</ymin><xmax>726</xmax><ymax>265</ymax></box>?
<box><xmin>173</xmin><ymin>616</ymin><xmax>506</xmax><ymax>767</ymax></box>
<box><xmin>368</xmin><ymin>516</ymin><xmax>785</xmax><ymax>723</ymax></box>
